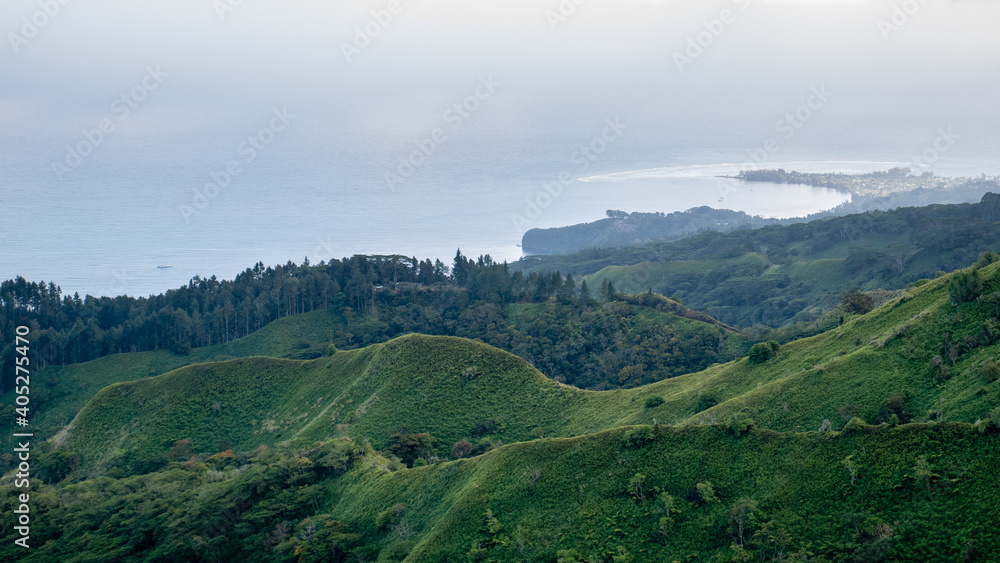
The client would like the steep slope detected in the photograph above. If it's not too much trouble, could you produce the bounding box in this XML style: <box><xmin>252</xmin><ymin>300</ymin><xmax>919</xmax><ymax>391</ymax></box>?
<box><xmin>520</xmin><ymin>193</ymin><xmax>1000</xmax><ymax>327</ymax></box>
<box><xmin>62</xmin><ymin>335</ymin><xmax>612</xmax><ymax>471</ymax></box>
<box><xmin>3</xmin><ymin>296</ymin><xmax>749</xmax><ymax>475</ymax></box>
<box><xmin>7</xmin><ymin>423</ymin><xmax>1000</xmax><ymax>561</ymax></box>
<box><xmin>7</xmin><ymin>297</ymin><xmax>744</xmax><ymax>445</ymax></box>
<box><xmin>631</xmin><ymin>259</ymin><xmax>1000</xmax><ymax>432</ymax></box>
<box><xmin>0</xmin><ymin>308</ymin><xmax>340</xmax><ymax>445</ymax></box>
<box><xmin>61</xmin><ymin>260</ymin><xmax>1000</xmax><ymax>475</ymax></box>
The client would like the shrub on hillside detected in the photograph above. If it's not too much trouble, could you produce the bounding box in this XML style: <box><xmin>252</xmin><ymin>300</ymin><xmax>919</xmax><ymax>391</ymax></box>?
<box><xmin>974</xmin><ymin>251</ymin><xmax>1000</xmax><ymax>269</ymax></box>
<box><xmin>471</xmin><ymin>419</ymin><xmax>498</xmax><ymax>436</ymax></box>
<box><xmin>694</xmin><ymin>393</ymin><xmax>718</xmax><ymax>412</ymax></box>
<box><xmin>838</xmin><ymin>404</ymin><xmax>861</xmax><ymax>422</ymax></box>
<box><xmin>842</xmin><ymin>417</ymin><xmax>866</xmax><ymax>433</ymax></box>
<box><xmin>949</xmin><ymin>270</ymin><xmax>982</xmax><ymax>303</ymax></box>
<box><xmin>451</xmin><ymin>440</ymin><xmax>472</xmax><ymax>459</ymax></box>
<box><xmin>644</xmin><ymin>396</ymin><xmax>665</xmax><ymax>409</ymax></box>
<box><xmin>841</xmin><ymin>288</ymin><xmax>875</xmax><ymax>315</ymax></box>
<box><xmin>927</xmin><ymin>356</ymin><xmax>951</xmax><ymax>383</ymax></box>
<box><xmin>376</xmin><ymin>503</ymin><xmax>407</xmax><ymax>530</ymax></box>
<box><xmin>875</xmin><ymin>392</ymin><xmax>910</xmax><ymax>424</ymax></box>
<box><xmin>35</xmin><ymin>449</ymin><xmax>80</xmax><ymax>484</ymax></box>
<box><xmin>747</xmin><ymin>341</ymin><xmax>780</xmax><ymax>364</ymax></box>
<box><xmin>979</xmin><ymin>362</ymin><xmax>1000</xmax><ymax>383</ymax></box>
<box><xmin>695</xmin><ymin>481</ymin><xmax>719</xmax><ymax>504</ymax></box>
<box><xmin>623</xmin><ymin>426</ymin><xmax>656</xmax><ymax>449</ymax></box>
<box><xmin>386</xmin><ymin>433</ymin><xmax>435</xmax><ymax>467</ymax></box>
<box><xmin>728</xmin><ymin>415</ymin><xmax>755</xmax><ymax>437</ymax></box>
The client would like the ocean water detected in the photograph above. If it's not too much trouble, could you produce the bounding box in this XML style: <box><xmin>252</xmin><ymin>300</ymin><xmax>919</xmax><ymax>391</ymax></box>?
<box><xmin>2</xmin><ymin>92</ymin><xmax>999</xmax><ymax>298</ymax></box>
<box><xmin>3</xmin><ymin>0</ymin><xmax>1000</xmax><ymax>298</ymax></box>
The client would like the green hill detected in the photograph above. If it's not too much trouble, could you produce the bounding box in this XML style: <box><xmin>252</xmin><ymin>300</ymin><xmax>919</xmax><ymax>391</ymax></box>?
<box><xmin>1</xmin><ymin>296</ymin><xmax>749</xmax><ymax>475</ymax></box>
<box><xmin>63</xmin><ymin>334</ymin><xmax>612</xmax><ymax>473</ymax></box>
<box><xmin>5</xmin><ymin>255</ymin><xmax>1000</xmax><ymax>561</ymax></box>
<box><xmin>519</xmin><ymin>193</ymin><xmax>1000</xmax><ymax>328</ymax></box>
<box><xmin>0</xmin><ymin>307</ymin><xmax>340</xmax><ymax>440</ymax></box>
<box><xmin>59</xmin><ymin>259</ymin><xmax>1000</xmax><ymax>476</ymax></box>
<box><xmin>5</xmin><ymin>423</ymin><xmax>999</xmax><ymax>561</ymax></box>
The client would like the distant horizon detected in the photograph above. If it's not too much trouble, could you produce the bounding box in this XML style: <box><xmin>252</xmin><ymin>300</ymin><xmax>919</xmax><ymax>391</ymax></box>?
<box><xmin>6</xmin><ymin>163</ymin><xmax>1000</xmax><ymax>301</ymax></box>
<box><xmin>3</xmin><ymin>0</ymin><xmax>999</xmax><ymax>298</ymax></box>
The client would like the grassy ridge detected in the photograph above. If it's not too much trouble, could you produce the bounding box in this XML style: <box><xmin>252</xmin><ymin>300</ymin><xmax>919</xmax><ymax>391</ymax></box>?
<box><xmin>6</xmin><ymin>298</ymin><xmax>744</xmax><ymax>446</ymax></box>
<box><xmin>62</xmin><ymin>262</ymin><xmax>1000</xmax><ymax>474</ymax></box>
<box><xmin>379</xmin><ymin>423</ymin><xmax>1000</xmax><ymax>561</ymax></box>
<box><xmin>0</xmin><ymin>307</ymin><xmax>341</xmax><ymax>467</ymax></box>
<box><xmin>626</xmin><ymin>264</ymin><xmax>1000</xmax><ymax>431</ymax></box>
<box><xmin>7</xmin><ymin>423</ymin><xmax>999</xmax><ymax>561</ymax></box>
<box><xmin>64</xmin><ymin>335</ymin><xmax>613</xmax><ymax>470</ymax></box>
<box><xmin>526</xmin><ymin>195</ymin><xmax>1000</xmax><ymax>327</ymax></box>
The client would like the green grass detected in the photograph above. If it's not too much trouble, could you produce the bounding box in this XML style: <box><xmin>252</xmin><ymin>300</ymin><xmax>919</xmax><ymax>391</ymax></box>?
<box><xmin>18</xmin><ymin>308</ymin><xmax>340</xmax><ymax>436</ymax></box>
<box><xmin>6</xmin><ymin>295</ymin><xmax>745</xmax><ymax>449</ymax></box>
<box><xmin>0</xmin><ymin>309</ymin><xmax>341</xmax><ymax>473</ymax></box>
<box><xmin>379</xmin><ymin>423</ymin><xmax>1000</xmax><ymax>562</ymax></box>
<box><xmin>59</xmin><ymin>263</ymin><xmax>1000</xmax><ymax>474</ymax></box>
<box><xmin>7</xmin><ymin>422</ymin><xmax>1000</xmax><ymax>561</ymax></box>
<box><xmin>5</xmin><ymin>262</ymin><xmax>1000</xmax><ymax>561</ymax></box>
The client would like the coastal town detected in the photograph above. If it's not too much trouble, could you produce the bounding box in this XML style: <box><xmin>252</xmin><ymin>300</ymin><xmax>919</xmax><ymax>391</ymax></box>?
<box><xmin>735</xmin><ymin>167</ymin><xmax>997</xmax><ymax>198</ymax></box>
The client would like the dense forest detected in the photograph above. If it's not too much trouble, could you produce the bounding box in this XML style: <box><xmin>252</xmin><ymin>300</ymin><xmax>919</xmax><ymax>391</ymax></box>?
<box><xmin>8</xmin><ymin>193</ymin><xmax>1000</xmax><ymax>393</ymax></box>
<box><xmin>3</xmin><ymin>254</ymin><xmax>1000</xmax><ymax>561</ymax></box>
<box><xmin>516</xmin><ymin>193</ymin><xmax>1000</xmax><ymax>326</ymax></box>
<box><xmin>1</xmin><ymin>251</ymin><xmax>748</xmax><ymax>394</ymax></box>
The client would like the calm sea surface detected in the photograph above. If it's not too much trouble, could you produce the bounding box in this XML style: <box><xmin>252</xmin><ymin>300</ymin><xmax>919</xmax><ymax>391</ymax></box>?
<box><xmin>2</xmin><ymin>110</ymin><xmax>997</xmax><ymax>297</ymax></box>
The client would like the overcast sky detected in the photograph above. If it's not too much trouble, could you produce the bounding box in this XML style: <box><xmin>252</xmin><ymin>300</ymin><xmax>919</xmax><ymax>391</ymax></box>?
<box><xmin>2</xmin><ymin>0</ymin><xmax>999</xmax><ymax>295</ymax></box>
<box><xmin>4</xmin><ymin>0</ymin><xmax>998</xmax><ymax>120</ymax></box>
<box><xmin>2</xmin><ymin>0</ymin><xmax>999</xmax><ymax>189</ymax></box>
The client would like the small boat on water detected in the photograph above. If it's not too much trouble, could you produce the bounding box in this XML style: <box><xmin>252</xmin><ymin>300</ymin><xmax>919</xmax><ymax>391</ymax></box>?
<box><xmin>157</xmin><ymin>265</ymin><xmax>173</xmax><ymax>269</ymax></box>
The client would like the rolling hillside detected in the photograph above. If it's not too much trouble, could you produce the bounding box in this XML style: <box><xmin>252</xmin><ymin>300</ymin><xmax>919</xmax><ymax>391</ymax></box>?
<box><xmin>0</xmin><ymin>297</ymin><xmax>749</xmax><ymax>475</ymax></box>
<box><xmin>5</xmin><ymin>422</ymin><xmax>999</xmax><ymax>561</ymax></box>
<box><xmin>60</xmin><ymin>259</ymin><xmax>1000</xmax><ymax>475</ymax></box>
<box><xmin>3</xmin><ymin>253</ymin><xmax>1000</xmax><ymax>561</ymax></box>
<box><xmin>518</xmin><ymin>193</ymin><xmax>1000</xmax><ymax>328</ymax></box>
<box><xmin>7</xmin><ymin>308</ymin><xmax>341</xmax><ymax>435</ymax></box>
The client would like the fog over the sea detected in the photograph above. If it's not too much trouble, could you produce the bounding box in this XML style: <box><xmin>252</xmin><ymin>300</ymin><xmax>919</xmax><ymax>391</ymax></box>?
<box><xmin>1</xmin><ymin>0</ymin><xmax>999</xmax><ymax>296</ymax></box>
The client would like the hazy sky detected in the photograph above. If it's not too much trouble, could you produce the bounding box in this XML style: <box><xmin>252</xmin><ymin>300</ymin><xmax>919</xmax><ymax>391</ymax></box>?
<box><xmin>3</xmin><ymin>0</ymin><xmax>1000</xmax><ymax>295</ymax></box>
<box><xmin>3</xmin><ymin>0</ymin><xmax>999</xmax><ymax>191</ymax></box>
<box><xmin>4</xmin><ymin>0</ymin><xmax>999</xmax><ymax>139</ymax></box>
